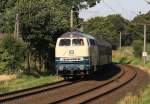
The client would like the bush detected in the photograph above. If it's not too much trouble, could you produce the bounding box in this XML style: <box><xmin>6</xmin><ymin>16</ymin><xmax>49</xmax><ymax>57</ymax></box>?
<box><xmin>0</xmin><ymin>34</ymin><xmax>27</xmax><ymax>74</ymax></box>
<box><xmin>132</xmin><ymin>40</ymin><xmax>143</xmax><ymax>57</ymax></box>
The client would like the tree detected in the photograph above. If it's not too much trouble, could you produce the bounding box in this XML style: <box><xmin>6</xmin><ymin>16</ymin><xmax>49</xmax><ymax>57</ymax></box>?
<box><xmin>15</xmin><ymin>0</ymin><xmax>71</xmax><ymax>72</ymax></box>
<box><xmin>132</xmin><ymin>40</ymin><xmax>143</xmax><ymax>57</ymax></box>
<box><xmin>0</xmin><ymin>34</ymin><xmax>26</xmax><ymax>74</ymax></box>
<box><xmin>0</xmin><ymin>0</ymin><xmax>101</xmax><ymax>33</ymax></box>
<box><xmin>83</xmin><ymin>14</ymin><xmax>128</xmax><ymax>49</ymax></box>
<box><xmin>63</xmin><ymin>0</ymin><xmax>101</xmax><ymax>8</ymax></box>
<box><xmin>132</xmin><ymin>12</ymin><xmax>150</xmax><ymax>43</ymax></box>
<box><xmin>0</xmin><ymin>0</ymin><xmax>102</xmax><ymax>73</ymax></box>
<box><xmin>0</xmin><ymin>0</ymin><xmax>17</xmax><ymax>33</ymax></box>
<box><xmin>0</xmin><ymin>0</ymin><xmax>16</xmax><ymax>13</ymax></box>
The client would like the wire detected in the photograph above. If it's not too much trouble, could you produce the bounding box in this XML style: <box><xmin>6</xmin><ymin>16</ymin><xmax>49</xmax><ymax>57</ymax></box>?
<box><xmin>115</xmin><ymin>0</ymin><xmax>146</xmax><ymax>16</ymax></box>
<box><xmin>102</xmin><ymin>0</ymin><xmax>117</xmax><ymax>14</ymax></box>
<box><xmin>115</xmin><ymin>0</ymin><xmax>131</xmax><ymax>15</ymax></box>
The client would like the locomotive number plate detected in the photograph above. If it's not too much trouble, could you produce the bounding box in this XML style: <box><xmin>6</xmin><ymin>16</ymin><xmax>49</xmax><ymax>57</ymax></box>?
<box><xmin>69</xmin><ymin>50</ymin><xmax>74</xmax><ymax>54</ymax></box>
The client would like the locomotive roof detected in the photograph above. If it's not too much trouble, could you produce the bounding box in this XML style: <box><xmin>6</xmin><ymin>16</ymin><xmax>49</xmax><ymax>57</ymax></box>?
<box><xmin>59</xmin><ymin>31</ymin><xmax>111</xmax><ymax>48</ymax></box>
<box><xmin>97</xmin><ymin>39</ymin><xmax>112</xmax><ymax>48</ymax></box>
<box><xmin>59</xmin><ymin>31</ymin><xmax>95</xmax><ymax>39</ymax></box>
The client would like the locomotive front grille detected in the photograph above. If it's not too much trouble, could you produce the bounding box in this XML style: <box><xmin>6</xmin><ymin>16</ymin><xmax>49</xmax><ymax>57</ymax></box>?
<box><xmin>56</xmin><ymin>58</ymin><xmax>90</xmax><ymax>68</ymax></box>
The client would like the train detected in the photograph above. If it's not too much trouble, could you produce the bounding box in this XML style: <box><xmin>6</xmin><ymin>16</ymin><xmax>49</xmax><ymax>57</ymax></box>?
<box><xmin>55</xmin><ymin>32</ymin><xmax>112</xmax><ymax>79</ymax></box>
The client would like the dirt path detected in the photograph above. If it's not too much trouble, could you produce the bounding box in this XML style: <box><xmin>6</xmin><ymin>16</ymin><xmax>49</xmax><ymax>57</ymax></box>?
<box><xmin>0</xmin><ymin>75</ymin><xmax>16</xmax><ymax>82</ymax></box>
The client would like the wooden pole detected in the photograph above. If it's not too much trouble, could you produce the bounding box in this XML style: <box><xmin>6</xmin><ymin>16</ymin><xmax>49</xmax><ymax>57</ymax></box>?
<box><xmin>70</xmin><ymin>10</ymin><xmax>73</xmax><ymax>31</ymax></box>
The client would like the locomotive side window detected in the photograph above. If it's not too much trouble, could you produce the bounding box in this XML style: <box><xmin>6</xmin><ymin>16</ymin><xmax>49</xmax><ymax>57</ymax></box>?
<box><xmin>89</xmin><ymin>39</ymin><xmax>95</xmax><ymax>46</ymax></box>
<box><xmin>59</xmin><ymin>39</ymin><xmax>70</xmax><ymax>46</ymax></box>
<box><xmin>72</xmin><ymin>39</ymin><xmax>84</xmax><ymax>46</ymax></box>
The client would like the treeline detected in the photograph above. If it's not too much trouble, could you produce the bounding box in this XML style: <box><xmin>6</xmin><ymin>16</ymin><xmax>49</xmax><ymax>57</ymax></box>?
<box><xmin>0</xmin><ymin>0</ymin><xmax>149</xmax><ymax>74</ymax></box>
<box><xmin>83</xmin><ymin>12</ymin><xmax>150</xmax><ymax>50</ymax></box>
<box><xmin>0</xmin><ymin>0</ymin><xmax>100</xmax><ymax>74</ymax></box>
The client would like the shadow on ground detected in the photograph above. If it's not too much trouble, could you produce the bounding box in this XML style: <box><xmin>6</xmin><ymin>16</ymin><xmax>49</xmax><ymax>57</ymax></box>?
<box><xmin>68</xmin><ymin>64</ymin><xmax>121</xmax><ymax>81</ymax></box>
<box><xmin>89</xmin><ymin>64</ymin><xmax>121</xmax><ymax>81</ymax></box>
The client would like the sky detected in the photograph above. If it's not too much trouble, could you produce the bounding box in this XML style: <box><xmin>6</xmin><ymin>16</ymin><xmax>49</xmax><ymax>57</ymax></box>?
<box><xmin>79</xmin><ymin>0</ymin><xmax>150</xmax><ymax>20</ymax></box>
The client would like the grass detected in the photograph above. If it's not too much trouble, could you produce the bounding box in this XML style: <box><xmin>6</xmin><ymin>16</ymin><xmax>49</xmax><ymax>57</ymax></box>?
<box><xmin>0</xmin><ymin>75</ymin><xmax>63</xmax><ymax>94</ymax></box>
<box><xmin>112</xmin><ymin>47</ymin><xmax>150</xmax><ymax>67</ymax></box>
<box><xmin>118</xmin><ymin>85</ymin><xmax>150</xmax><ymax>104</ymax></box>
<box><xmin>113</xmin><ymin>46</ymin><xmax>150</xmax><ymax>104</ymax></box>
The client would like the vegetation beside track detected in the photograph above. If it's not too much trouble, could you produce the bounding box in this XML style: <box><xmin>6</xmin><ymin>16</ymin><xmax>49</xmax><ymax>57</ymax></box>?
<box><xmin>112</xmin><ymin>46</ymin><xmax>150</xmax><ymax>67</ymax></box>
<box><xmin>0</xmin><ymin>75</ymin><xmax>63</xmax><ymax>94</ymax></box>
<box><xmin>118</xmin><ymin>84</ymin><xmax>150</xmax><ymax>104</ymax></box>
<box><xmin>0</xmin><ymin>34</ymin><xmax>63</xmax><ymax>94</ymax></box>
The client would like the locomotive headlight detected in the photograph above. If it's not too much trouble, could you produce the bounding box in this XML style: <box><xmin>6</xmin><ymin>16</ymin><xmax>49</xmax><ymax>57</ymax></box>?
<box><xmin>59</xmin><ymin>65</ymin><xmax>64</xmax><ymax>71</ymax></box>
<box><xmin>60</xmin><ymin>58</ymin><xmax>64</xmax><ymax>61</ymax></box>
<box><xmin>80</xmin><ymin>57</ymin><xmax>84</xmax><ymax>61</ymax></box>
<box><xmin>79</xmin><ymin>65</ymin><xmax>84</xmax><ymax>70</ymax></box>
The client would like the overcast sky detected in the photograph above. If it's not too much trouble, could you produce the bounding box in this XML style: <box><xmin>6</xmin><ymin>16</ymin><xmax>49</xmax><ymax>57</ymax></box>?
<box><xmin>79</xmin><ymin>0</ymin><xmax>150</xmax><ymax>20</ymax></box>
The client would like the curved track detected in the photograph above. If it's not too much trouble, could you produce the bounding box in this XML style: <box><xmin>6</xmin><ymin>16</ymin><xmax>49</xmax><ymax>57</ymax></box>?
<box><xmin>52</xmin><ymin>65</ymin><xmax>136</xmax><ymax>104</ymax></box>
<box><xmin>0</xmin><ymin>64</ymin><xmax>139</xmax><ymax>104</ymax></box>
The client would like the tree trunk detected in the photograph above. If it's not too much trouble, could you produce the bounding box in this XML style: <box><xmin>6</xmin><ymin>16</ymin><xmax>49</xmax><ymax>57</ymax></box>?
<box><xmin>38</xmin><ymin>53</ymin><xmax>42</xmax><ymax>73</ymax></box>
<box><xmin>27</xmin><ymin>51</ymin><xmax>31</xmax><ymax>73</ymax></box>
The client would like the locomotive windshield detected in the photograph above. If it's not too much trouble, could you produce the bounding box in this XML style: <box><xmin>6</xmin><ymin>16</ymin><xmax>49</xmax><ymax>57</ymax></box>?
<box><xmin>59</xmin><ymin>39</ymin><xmax>70</xmax><ymax>46</ymax></box>
<box><xmin>59</xmin><ymin>39</ymin><xmax>84</xmax><ymax>46</ymax></box>
<box><xmin>72</xmin><ymin>39</ymin><xmax>84</xmax><ymax>46</ymax></box>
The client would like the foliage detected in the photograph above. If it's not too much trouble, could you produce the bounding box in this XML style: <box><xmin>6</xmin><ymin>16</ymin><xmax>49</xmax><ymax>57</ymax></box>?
<box><xmin>83</xmin><ymin>15</ymin><xmax>129</xmax><ymax>49</ymax></box>
<box><xmin>0</xmin><ymin>0</ymin><xmax>17</xmax><ymax>13</ymax></box>
<box><xmin>0</xmin><ymin>75</ymin><xmax>63</xmax><ymax>94</ymax></box>
<box><xmin>132</xmin><ymin>40</ymin><xmax>143</xmax><ymax>57</ymax></box>
<box><xmin>112</xmin><ymin>46</ymin><xmax>150</xmax><ymax>66</ymax></box>
<box><xmin>0</xmin><ymin>35</ymin><xmax>26</xmax><ymax>74</ymax></box>
<box><xmin>83</xmin><ymin>12</ymin><xmax>150</xmax><ymax>49</ymax></box>
<box><xmin>0</xmin><ymin>0</ymin><xmax>100</xmax><ymax>34</ymax></box>
<box><xmin>147</xmin><ymin>43</ymin><xmax>150</xmax><ymax>54</ymax></box>
<box><xmin>118</xmin><ymin>57</ymin><xmax>133</xmax><ymax>64</ymax></box>
<box><xmin>0</xmin><ymin>0</ymin><xmax>102</xmax><ymax>73</ymax></box>
<box><xmin>118</xmin><ymin>72</ymin><xmax>150</xmax><ymax>104</ymax></box>
<box><xmin>114</xmin><ymin>48</ymin><xmax>150</xmax><ymax>104</ymax></box>
<box><xmin>62</xmin><ymin>0</ymin><xmax>100</xmax><ymax>8</ymax></box>
<box><xmin>1</xmin><ymin>0</ymin><xmax>150</xmax><ymax>74</ymax></box>
<box><xmin>0</xmin><ymin>0</ymin><xmax>17</xmax><ymax>33</ymax></box>
<box><xmin>132</xmin><ymin>12</ymin><xmax>150</xmax><ymax>42</ymax></box>
<box><xmin>15</xmin><ymin>0</ymin><xmax>72</xmax><ymax>72</ymax></box>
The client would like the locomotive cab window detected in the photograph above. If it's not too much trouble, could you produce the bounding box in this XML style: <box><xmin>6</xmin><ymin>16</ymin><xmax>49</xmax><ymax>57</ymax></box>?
<box><xmin>89</xmin><ymin>39</ymin><xmax>95</xmax><ymax>46</ymax></box>
<box><xmin>72</xmin><ymin>39</ymin><xmax>84</xmax><ymax>46</ymax></box>
<box><xmin>59</xmin><ymin>39</ymin><xmax>70</xmax><ymax>46</ymax></box>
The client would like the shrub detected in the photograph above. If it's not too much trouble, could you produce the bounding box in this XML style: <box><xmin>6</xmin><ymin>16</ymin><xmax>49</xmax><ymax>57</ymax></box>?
<box><xmin>132</xmin><ymin>40</ymin><xmax>143</xmax><ymax>57</ymax></box>
<box><xmin>0</xmin><ymin>34</ymin><xmax>27</xmax><ymax>74</ymax></box>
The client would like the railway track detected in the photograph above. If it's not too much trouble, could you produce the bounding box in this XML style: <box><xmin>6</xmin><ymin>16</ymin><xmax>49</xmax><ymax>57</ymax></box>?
<box><xmin>51</xmin><ymin>65</ymin><xmax>136</xmax><ymax>104</ymax></box>
<box><xmin>0</xmin><ymin>80</ymin><xmax>80</xmax><ymax>103</ymax></box>
<box><xmin>0</xmin><ymin>64</ymin><xmax>138</xmax><ymax>104</ymax></box>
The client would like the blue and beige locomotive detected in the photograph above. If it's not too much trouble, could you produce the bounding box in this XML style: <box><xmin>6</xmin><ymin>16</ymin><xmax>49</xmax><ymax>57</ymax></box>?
<box><xmin>55</xmin><ymin>32</ymin><xmax>112</xmax><ymax>79</ymax></box>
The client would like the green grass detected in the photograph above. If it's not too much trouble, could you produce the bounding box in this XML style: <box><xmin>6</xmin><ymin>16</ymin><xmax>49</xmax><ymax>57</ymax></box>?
<box><xmin>0</xmin><ymin>75</ymin><xmax>63</xmax><ymax>94</ymax></box>
<box><xmin>112</xmin><ymin>46</ymin><xmax>150</xmax><ymax>67</ymax></box>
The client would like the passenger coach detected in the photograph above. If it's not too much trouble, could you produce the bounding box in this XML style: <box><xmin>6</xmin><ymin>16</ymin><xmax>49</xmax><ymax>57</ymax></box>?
<box><xmin>55</xmin><ymin>32</ymin><xmax>112</xmax><ymax>79</ymax></box>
